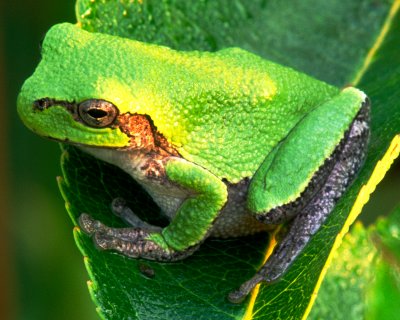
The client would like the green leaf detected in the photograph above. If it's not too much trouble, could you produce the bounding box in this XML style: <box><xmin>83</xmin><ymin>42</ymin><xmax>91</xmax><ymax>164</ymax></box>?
<box><xmin>60</xmin><ymin>145</ymin><xmax>269</xmax><ymax>319</ymax></box>
<box><xmin>57</xmin><ymin>0</ymin><xmax>400</xmax><ymax>319</ymax></box>
<box><xmin>309</xmin><ymin>206</ymin><xmax>400</xmax><ymax>320</ymax></box>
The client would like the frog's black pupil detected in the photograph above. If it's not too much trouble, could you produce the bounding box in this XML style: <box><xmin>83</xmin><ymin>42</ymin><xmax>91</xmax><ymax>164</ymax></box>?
<box><xmin>88</xmin><ymin>109</ymin><xmax>108</xmax><ymax>118</ymax></box>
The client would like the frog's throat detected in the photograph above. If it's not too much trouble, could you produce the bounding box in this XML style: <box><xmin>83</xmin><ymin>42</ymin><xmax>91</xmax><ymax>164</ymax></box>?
<box><xmin>33</xmin><ymin>97</ymin><xmax>180</xmax><ymax>156</ymax></box>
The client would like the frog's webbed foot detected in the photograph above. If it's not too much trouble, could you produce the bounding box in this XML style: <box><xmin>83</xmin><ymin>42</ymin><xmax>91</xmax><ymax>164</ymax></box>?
<box><xmin>78</xmin><ymin>213</ymin><xmax>193</xmax><ymax>261</ymax></box>
<box><xmin>228</xmin><ymin>219</ymin><xmax>308</xmax><ymax>303</ymax></box>
<box><xmin>111</xmin><ymin>197</ymin><xmax>162</xmax><ymax>233</ymax></box>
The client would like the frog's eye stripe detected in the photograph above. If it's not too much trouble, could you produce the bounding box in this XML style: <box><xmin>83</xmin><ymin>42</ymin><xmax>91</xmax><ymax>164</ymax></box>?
<box><xmin>78</xmin><ymin>99</ymin><xmax>119</xmax><ymax>128</ymax></box>
<box><xmin>33</xmin><ymin>97</ymin><xmax>72</xmax><ymax>111</ymax></box>
<box><xmin>32</xmin><ymin>97</ymin><xmax>119</xmax><ymax>128</ymax></box>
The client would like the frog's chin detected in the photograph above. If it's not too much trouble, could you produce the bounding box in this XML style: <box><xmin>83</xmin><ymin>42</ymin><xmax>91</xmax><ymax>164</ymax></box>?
<box><xmin>37</xmin><ymin>134</ymin><xmax>130</xmax><ymax>150</ymax></box>
<box><xmin>78</xmin><ymin>144</ymin><xmax>150</xmax><ymax>157</ymax></box>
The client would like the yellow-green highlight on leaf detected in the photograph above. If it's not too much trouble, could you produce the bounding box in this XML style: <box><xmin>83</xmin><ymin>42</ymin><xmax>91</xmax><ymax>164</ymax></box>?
<box><xmin>303</xmin><ymin>135</ymin><xmax>400</xmax><ymax>320</ymax></box>
<box><xmin>243</xmin><ymin>227</ymin><xmax>281</xmax><ymax>320</ymax></box>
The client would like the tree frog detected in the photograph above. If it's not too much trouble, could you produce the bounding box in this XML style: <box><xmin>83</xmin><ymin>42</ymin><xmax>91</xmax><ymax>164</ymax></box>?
<box><xmin>17</xmin><ymin>23</ymin><xmax>370</xmax><ymax>303</ymax></box>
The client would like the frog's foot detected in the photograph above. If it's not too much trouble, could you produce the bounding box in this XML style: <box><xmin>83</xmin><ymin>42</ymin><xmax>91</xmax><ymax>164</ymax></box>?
<box><xmin>111</xmin><ymin>197</ymin><xmax>162</xmax><ymax>233</ymax></box>
<box><xmin>78</xmin><ymin>213</ymin><xmax>104</xmax><ymax>235</ymax></box>
<box><xmin>78</xmin><ymin>213</ymin><xmax>194</xmax><ymax>261</ymax></box>
<box><xmin>228</xmin><ymin>274</ymin><xmax>264</xmax><ymax>304</ymax></box>
<box><xmin>227</xmin><ymin>222</ymin><xmax>309</xmax><ymax>303</ymax></box>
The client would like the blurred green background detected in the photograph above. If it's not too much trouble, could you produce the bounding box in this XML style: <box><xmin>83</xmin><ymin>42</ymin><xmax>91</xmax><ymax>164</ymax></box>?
<box><xmin>2</xmin><ymin>1</ymin><xmax>97</xmax><ymax>319</ymax></box>
<box><xmin>1</xmin><ymin>1</ymin><xmax>399</xmax><ymax>319</ymax></box>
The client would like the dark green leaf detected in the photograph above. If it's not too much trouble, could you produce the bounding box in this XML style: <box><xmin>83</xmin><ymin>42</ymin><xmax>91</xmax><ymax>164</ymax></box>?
<box><xmin>60</xmin><ymin>145</ymin><xmax>269</xmax><ymax>319</ymax></box>
<box><xmin>58</xmin><ymin>0</ymin><xmax>400</xmax><ymax>319</ymax></box>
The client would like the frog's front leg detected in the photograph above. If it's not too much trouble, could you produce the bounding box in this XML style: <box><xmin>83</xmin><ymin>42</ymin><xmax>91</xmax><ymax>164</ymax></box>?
<box><xmin>79</xmin><ymin>213</ymin><xmax>180</xmax><ymax>260</ymax></box>
<box><xmin>79</xmin><ymin>157</ymin><xmax>228</xmax><ymax>261</ymax></box>
<box><xmin>229</xmin><ymin>89</ymin><xmax>370</xmax><ymax>303</ymax></box>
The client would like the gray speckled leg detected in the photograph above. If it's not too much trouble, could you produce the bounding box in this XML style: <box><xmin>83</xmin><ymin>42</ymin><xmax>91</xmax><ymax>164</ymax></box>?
<box><xmin>229</xmin><ymin>100</ymin><xmax>370</xmax><ymax>303</ymax></box>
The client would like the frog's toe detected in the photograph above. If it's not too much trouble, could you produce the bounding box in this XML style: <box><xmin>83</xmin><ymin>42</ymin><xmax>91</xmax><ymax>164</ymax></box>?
<box><xmin>227</xmin><ymin>290</ymin><xmax>247</xmax><ymax>304</ymax></box>
<box><xmin>92</xmin><ymin>229</ymin><xmax>163</xmax><ymax>259</ymax></box>
<box><xmin>111</xmin><ymin>197</ymin><xmax>144</xmax><ymax>227</ymax></box>
<box><xmin>228</xmin><ymin>273</ymin><xmax>264</xmax><ymax>304</ymax></box>
<box><xmin>79</xmin><ymin>213</ymin><xmax>104</xmax><ymax>235</ymax></box>
<box><xmin>111</xmin><ymin>197</ymin><xmax>127</xmax><ymax>216</ymax></box>
<box><xmin>111</xmin><ymin>197</ymin><xmax>162</xmax><ymax>232</ymax></box>
<box><xmin>92</xmin><ymin>231</ymin><xmax>122</xmax><ymax>251</ymax></box>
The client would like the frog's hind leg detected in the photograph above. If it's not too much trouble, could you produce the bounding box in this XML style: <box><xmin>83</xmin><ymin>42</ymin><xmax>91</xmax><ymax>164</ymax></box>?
<box><xmin>256</xmin><ymin>144</ymin><xmax>338</xmax><ymax>225</ymax></box>
<box><xmin>229</xmin><ymin>97</ymin><xmax>370</xmax><ymax>303</ymax></box>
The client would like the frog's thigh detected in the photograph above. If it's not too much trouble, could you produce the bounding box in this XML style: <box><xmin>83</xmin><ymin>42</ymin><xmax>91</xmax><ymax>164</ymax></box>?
<box><xmin>229</xmin><ymin>98</ymin><xmax>369</xmax><ymax>303</ymax></box>
<box><xmin>162</xmin><ymin>158</ymin><xmax>228</xmax><ymax>251</ymax></box>
<box><xmin>259</xmin><ymin>102</ymin><xmax>369</xmax><ymax>281</ymax></box>
<box><xmin>247</xmin><ymin>87</ymin><xmax>367</xmax><ymax>219</ymax></box>
<box><xmin>255</xmin><ymin>151</ymin><xmax>337</xmax><ymax>225</ymax></box>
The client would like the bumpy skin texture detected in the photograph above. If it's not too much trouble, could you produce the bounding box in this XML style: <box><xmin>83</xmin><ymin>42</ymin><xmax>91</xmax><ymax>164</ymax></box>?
<box><xmin>18</xmin><ymin>23</ymin><xmax>341</xmax><ymax>183</ymax></box>
<box><xmin>17</xmin><ymin>23</ymin><xmax>369</xmax><ymax>302</ymax></box>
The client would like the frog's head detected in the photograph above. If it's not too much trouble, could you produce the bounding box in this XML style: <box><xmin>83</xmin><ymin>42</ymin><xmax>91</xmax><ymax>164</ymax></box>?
<box><xmin>17</xmin><ymin>23</ymin><xmax>177</xmax><ymax>150</ymax></box>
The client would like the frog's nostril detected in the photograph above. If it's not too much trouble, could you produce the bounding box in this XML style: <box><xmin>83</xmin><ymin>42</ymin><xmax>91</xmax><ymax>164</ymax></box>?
<box><xmin>33</xmin><ymin>98</ymin><xmax>51</xmax><ymax>111</ymax></box>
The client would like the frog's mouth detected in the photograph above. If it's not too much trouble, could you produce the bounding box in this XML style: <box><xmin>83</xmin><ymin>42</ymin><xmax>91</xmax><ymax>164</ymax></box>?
<box><xmin>33</xmin><ymin>97</ymin><xmax>179</xmax><ymax>156</ymax></box>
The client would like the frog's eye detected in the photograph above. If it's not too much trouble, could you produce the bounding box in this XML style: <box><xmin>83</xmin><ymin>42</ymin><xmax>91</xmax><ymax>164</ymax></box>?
<box><xmin>78</xmin><ymin>99</ymin><xmax>119</xmax><ymax>128</ymax></box>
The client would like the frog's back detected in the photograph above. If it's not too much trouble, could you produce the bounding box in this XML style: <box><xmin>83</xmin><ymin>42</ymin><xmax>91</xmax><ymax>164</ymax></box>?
<box><xmin>153</xmin><ymin>47</ymin><xmax>339</xmax><ymax>183</ymax></box>
<box><xmin>34</xmin><ymin>24</ymin><xmax>338</xmax><ymax>183</ymax></box>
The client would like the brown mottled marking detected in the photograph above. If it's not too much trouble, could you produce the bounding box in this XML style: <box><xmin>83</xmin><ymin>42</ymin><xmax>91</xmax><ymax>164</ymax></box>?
<box><xmin>117</xmin><ymin>113</ymin><xmax>155</xmax><ymax>149</ymax></box>
<box><xmin>154</xmin><ymin>132</ymin><xmax>180</xmax><ymax>156</ymax></box>
<box><xmin>116</xmin><ymin>113</ymin><xmax>180</xmax><ymax>157</ymax></box>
